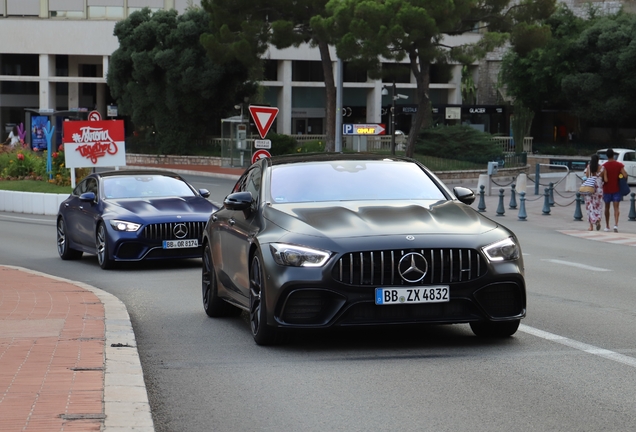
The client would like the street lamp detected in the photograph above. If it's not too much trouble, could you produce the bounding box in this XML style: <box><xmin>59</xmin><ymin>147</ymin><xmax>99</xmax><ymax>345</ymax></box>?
<box><xmin>381</xmin><ymin>81</ymin><xmax>408</xmax><ymax>155</ymax></box>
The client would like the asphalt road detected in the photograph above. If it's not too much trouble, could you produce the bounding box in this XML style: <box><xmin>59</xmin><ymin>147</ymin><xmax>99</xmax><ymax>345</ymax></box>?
<box><xmin>2</xmin><ymin>175</ymin><xmax>636</xmax><ymax>431</ymax></box>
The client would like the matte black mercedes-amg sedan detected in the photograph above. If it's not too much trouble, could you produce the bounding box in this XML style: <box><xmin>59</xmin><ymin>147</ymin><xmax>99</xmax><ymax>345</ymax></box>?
<box><xmin>201</xmin><ymin>154</ymin><xmax>526</xmax><ymax>345</ymax></box>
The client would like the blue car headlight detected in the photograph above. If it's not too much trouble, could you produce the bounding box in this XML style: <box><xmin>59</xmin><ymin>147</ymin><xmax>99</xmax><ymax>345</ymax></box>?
<box><xmin>270</xmin><ymin>243</ymin><xmax>331</xmax><ymax>267</ymax></box>
<box><xmin>482</xmin><ymin>237</ymin><xmax>520</xmax><ymax>262</ymax></box>
<box><xmin>109</xmin><ymin>220</ymin><xmax>141</xmax><ymax>232</ymax></box>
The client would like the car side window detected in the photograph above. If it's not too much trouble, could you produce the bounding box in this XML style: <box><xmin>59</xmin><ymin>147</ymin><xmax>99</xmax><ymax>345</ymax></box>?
<box><xmin>86</xmin><ymin>178</ymin><xmax>98</xmax><ymax>196</ymax></box>
<box><xmin>73</xmin><ymin>179</ymin><xmax>87</xmax><ymax>196</ymax></box>
<box><xmin>244</xmin><ymin>166</ymin><xmax>261</xmax><ymax>202</ymax></box>
<box><xmin>625</xmin><ymin>152</ymin><xmax>635</xmax><ymax>162</ymax></box>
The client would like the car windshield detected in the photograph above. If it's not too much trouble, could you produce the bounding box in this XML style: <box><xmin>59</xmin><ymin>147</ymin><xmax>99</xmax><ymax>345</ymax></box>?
<box><xmin>103</xmin><ymin>175</ymin><xmax>195</xmax><ymax>199</ymax></box>
<box><xmin>270</xmin><ymin>160</ymin><xmax>446</xmax><ymax>203</ymax></box>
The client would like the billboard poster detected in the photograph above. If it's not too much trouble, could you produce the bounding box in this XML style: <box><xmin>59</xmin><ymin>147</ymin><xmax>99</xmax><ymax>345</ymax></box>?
<box><xmin>31</xmin><ymin>116</ymin><xmax>48</xmax><ymax>150</ymax></box>
<box><xmin>63</xmin><ymin>120</ymin><xmax>126</xmax><ymax>168</ymax></box>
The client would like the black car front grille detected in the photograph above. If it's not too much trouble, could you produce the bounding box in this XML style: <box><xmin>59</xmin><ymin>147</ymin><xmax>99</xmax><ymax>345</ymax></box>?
<box><xmin>333</xmin><ymin>248</ymin><xmax>486</xmax><ymax>286</ymax></box>
<box><xmin>142</xmin><ymin>221</ymin><xmax>206</xmax><ymax>241</ymax></box>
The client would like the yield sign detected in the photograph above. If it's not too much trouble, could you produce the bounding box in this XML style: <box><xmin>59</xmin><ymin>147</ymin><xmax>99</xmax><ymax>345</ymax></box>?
<box><xmin>249</xmin><ymin>105</ymin><xmax>279</xmax><ymax>139</ymax></box>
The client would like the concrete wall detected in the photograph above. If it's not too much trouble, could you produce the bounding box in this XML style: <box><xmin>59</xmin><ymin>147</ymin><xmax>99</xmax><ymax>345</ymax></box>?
<box><xmin>0</xmin><ymin>190</ymin><xmax>69</xmax><ymax>216</ymax></box>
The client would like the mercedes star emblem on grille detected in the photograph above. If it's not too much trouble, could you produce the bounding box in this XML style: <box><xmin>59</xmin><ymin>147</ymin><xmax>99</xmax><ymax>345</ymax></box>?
<box><xmin>173</xmin><ymin>223</ymin><xmax>188</xmax><ymax>239</ymax></box>
<box><xmin>398</xmin><ymin>252</ymin><xmax>428</xmax><ymax>283</ymax></box>
<box><xmin>406</xmin><ymin>235</ymin><xmax>415</xmax><ymax>241</ymax></box>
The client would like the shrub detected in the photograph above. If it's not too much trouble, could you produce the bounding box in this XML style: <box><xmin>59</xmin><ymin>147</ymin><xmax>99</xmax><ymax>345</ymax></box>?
<box><xmin>416</xmin><ymin>125</ymin><xmax>502</xmax><ymax>164</ymax></box>
<box><xmin>267</xmin><ymin>132</ymin><xmax>298</xmax><ymax>156</ymax></box>
<box><xmin>296</xmin><ymin>140</ymin><xmax>326</xmax><ymax>153</ymax></box>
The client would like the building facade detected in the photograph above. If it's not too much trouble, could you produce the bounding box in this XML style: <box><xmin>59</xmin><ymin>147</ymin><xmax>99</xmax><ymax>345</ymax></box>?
<box><xmin>18</xmin><ymin>1</ymin><xmax>625</xmax><ymax>144</ymax></box>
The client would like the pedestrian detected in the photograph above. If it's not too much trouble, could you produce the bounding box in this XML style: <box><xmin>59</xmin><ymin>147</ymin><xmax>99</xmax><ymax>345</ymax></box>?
<box><xmin>583</xmin><ymin>154</ymin><xmax>604</xmax><ymax>231</ymax></box>
<box><xmin>4</xmin><ymin>126</ymin><xmax>19</xmax><ymax>148</ymax></box>
<box><xmin>601</xmin><ymin>148</ymin><xmax>628</xmax><ymax>232</ymax></box>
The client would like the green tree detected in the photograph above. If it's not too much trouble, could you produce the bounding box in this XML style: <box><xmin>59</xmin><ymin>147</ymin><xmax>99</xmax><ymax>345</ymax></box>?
<box><xmin>500</xmin><ymin>6</ymin><xmax>587</xmax><ymax>113</ymax></box>
<box><xmin>108</xmin><ymin>7</ymin><xmax>255</xmax><ymax>154</ymax></box>
<box><xmin>328</xmin><ymin>0</ymin><xmax>556</xmax><ymax>157</ymax></box>
<box><xmin>200</xmin><ymin>0</ymin><xmax>339</xmax><ymax>151</ymax></box>
<box><xmin>561</xmin><ymin>11</ymin><xmax>636</xmax><ymax>139</ymax></box>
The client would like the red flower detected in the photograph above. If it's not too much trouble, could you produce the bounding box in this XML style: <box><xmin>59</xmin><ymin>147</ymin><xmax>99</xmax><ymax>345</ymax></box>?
<box><xmin>58</xmin><ymin>144</ymin><xmax>64</xmax><ymax>151</ymax></box>
<box><xmin>17</xmin><ymin>153</ymin><xmax>24</xmax><ymax>161</ymax></box>
<box><xmin>33</xmin><ymin>147</ymin><xmax>39</xmax><ymax>152</ymax></box>
<box><xmin>52</xmin><ymin>152</ymin><xmax>58</xmax><ymax>158</ymax></box>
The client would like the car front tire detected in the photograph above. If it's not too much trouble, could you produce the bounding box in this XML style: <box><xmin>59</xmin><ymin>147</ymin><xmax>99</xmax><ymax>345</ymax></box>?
<box><xmin>96</xmin><ymin>222</ymin><xmax>115</xmax><ymax>270</ymax></box>
<box><xmin>470</xmin><ymin>319</ymin><xmax>520</xmax><ymax>338</ymax></box>
<box><xmin>202</xmin><ymin>243</ymin><xmax>241</xmax><ymax>317</ymax></box>
<box><xmin>57</xmin><ymin>217</ymin><xmax>83</xmax><ymax>260</ymax></box>
<box><xmin>249</xmin><ymin>252</ymin><xmax>282</xmax><ymax>346</ymax></box>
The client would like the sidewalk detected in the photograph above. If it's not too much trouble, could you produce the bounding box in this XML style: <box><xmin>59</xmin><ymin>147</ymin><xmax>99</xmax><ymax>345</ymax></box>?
<box><xmin>0</xmin><ymin>266</ymin><xmax>154</xmax><ymax>432</ymax></box>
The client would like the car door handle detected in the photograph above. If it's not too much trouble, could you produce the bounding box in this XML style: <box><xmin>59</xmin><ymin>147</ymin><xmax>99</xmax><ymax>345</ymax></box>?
<box><xmin>229</xmin><ymin>218</ymin><xmax>235</xmax><ymax>226</ymax></box>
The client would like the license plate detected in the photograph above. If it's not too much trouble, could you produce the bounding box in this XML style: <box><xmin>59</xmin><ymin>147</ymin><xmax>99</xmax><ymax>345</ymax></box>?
<box><xmin>162</xmin><ymin>239</ymin><xmax>198</xmax><ymax>249</ymax></box>
<box><xmin>375</xmin><ymin>286</ymin><xmax>449</xmax><ymax>305</ymax></box>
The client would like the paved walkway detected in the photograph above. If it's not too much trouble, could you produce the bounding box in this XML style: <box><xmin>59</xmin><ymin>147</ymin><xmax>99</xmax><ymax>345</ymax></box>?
<box><xmin>3</xmin><ymin>162</ymin><xmax>636</xmax><ymax>432</ymax></box>
<box><xmin>0</xmin><ymin>266</ymin><xmax>153</xmax><ymax>432</ymax></box>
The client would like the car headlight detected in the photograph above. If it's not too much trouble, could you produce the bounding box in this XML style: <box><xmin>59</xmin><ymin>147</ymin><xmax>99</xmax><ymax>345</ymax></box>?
<box><xmin>270</xmin><ymin>243</ymin><xmax>331</xmax><ymax>267</ymax></box>
<box><xmin>109</xmin><ymin>220</ymin><xmax>141</xmax><ymax>232</ymax></box>
<box><xmin>482</xmin><ymin>237</ymin><xmax>520</xmax><ymax>262</ymax></box>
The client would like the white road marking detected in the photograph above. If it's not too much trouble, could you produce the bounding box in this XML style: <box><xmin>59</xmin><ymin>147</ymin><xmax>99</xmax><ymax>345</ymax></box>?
<box><xmin>540</xmin><ymin>259</ymin><xmax>611</xmax><ymax>272</ymax></box>
<box><xmin>520</xmin><ymin>324</ymin><xmax>636</xmax><ymax>368</ymax></box>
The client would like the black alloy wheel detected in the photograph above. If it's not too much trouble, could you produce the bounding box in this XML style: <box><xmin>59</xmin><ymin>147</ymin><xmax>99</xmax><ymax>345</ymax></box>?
<box><xmin>202</xmin><ymin>243</ymin><xmax>241</xmax><ymax>317</ymax></box>
<box><xmin>249</xmin><ymin>253</ymin><xmax>279</xmax><ymax>345</ymax></box>
<box><xmin>96</xmin><ymin>223</ymin><xmax>114</xmax><ymax>270</ymax></box>
<box><xmin>57</xmin><ymin>217</ymin><xmax>83</xmax><ymax>260</ymax></box>
<box><xmin>470</xmin><ymin>319</ymin><xmax>520</xmax><ymax>338</ymax></box>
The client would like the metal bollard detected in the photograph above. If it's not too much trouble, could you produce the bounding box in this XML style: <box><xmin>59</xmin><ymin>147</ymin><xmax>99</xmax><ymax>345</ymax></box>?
<box><xmin>573</xmin><ymin>192</ymin><xmax>583</xmax><ymax>221</ymax></box>
<box><xmin>542</xmin><ymin>188</ymin><xmax>551</xmax><ymax>215</ymax></box>
<box><xmin>518</xmin><ymin>192</ymin><xmax>527</xmax><ymax>220</ymax></box>
<box><xmin>509</xmin><ymin>184</ymin><xmax>517</xmax><ymax>209</ymax></box>
<box><xmin>478</xmin><ymin>185</ymin><xmax>486</xmax><ymax>212</ymax></box>
<box><xmin>549</xmin><ymin>182</ymin><xmax>555</xmax><ymax>207</ymax></box>
<box><xmin>496</xmin><ymin>188</ymin><xmax>505</xmax><ymax>216</ymax></box>
<box><xmin>629</xmin><ymin>192</ymin><xmax>636</xmax><ymax>221</ymax></box>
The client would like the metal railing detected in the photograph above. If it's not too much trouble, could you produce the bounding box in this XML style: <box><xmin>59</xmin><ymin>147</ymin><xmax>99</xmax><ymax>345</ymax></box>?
<box><xmin>492</xmin><ymin>136</ymin><xmax>533</xmax><ymax>154</ymax></box>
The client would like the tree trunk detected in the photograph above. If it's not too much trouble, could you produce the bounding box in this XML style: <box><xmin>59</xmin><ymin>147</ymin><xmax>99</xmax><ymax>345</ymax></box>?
<box><xmin>318</xmin><ymin>39</ymin><xmax>336</xmax><ymax>152</ymax></box>
<box><xmin>406</xmin><ymin>58</ymin><xmax>431</xmax><ymax>158</ymax></box>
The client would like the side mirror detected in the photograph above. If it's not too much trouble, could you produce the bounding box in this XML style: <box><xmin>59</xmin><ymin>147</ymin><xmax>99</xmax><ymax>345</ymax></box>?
<box><xmin>224</xmin><ymin>191</ymin><xmax>253</xmax><ymax>211</ymax></box>
<box><xmin>453</xmin><ymin>187</ymin><xmax>475</xmax><ymax>205</ymax></box>
<box><xmin>79</xmin><ymin>192</ymin><xmax>96</xmax><ymax>202</ymax></box>
<box><xmin>199</xmin><ymin>189</ymin><xmax>211</xmax><ymax>198</ymax></box>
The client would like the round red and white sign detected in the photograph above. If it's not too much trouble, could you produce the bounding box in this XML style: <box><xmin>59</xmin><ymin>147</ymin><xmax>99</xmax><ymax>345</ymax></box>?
<box><xmin>88</xmin><ymin>110</ymin><xmax>102</xmax><ymax>121</ymax></box>
<box><xmin>251</xmin><ymin>149</ymin><xmax>271</xmax><ymax>164</ymax></box>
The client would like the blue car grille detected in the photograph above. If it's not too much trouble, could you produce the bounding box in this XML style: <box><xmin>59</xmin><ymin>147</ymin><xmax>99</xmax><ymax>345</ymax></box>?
<box><xmin>333</xmin><ymin>248</ymin><xmax>486</xmax><ymax>286</ymax></box>
<box><xmin>142</xmin><ymin>222</ymin><xmax>206</xmax><ymax>241</ymax></box>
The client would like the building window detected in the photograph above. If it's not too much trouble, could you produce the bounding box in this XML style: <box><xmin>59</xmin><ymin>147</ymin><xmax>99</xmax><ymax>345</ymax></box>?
<box><xmin>0</xmin><ymin>54</ymin><xmax>39</xmax><ymax>77</ymax></box>
<box><xmin>128</xmin><ymin>7</ymin><xmax>161</xmax><ymax>15</ymax></box>
<box><xmin>430</xmin><ymin>64</ymin><xmax>453</xmax><ymax>84</ymax></box>
<box><xmin>263</xmin><ymin>60</ymin><xmax>278</xmax><ymax>81</ymax></box>
<box><xmin>382</xmin><ymin>63</ymin><xmax>411</xmax><ymax>83</ymax></box>
<box><xmin>50</xmin><ymin>11</ymin><xmax>85</xmax><ymax>18</ymax></box>
<box><xmin>343</xmin><ymin>62</ymin><xmax>367</xmax><ymax>83</ymax></box>
<box><xmin>292</xmin><ymin>61</ymin><xmax>324</xmax><ymax>82</ymax></box>
<box><xmin>88</xmin><ymin>6</ymin><xmax>124</xmax><ymax>19</ymax></box>
<box><xmin>0</xmin><ymin>81</ymin><xmax>39</xmax><ymax>96</ymax></box>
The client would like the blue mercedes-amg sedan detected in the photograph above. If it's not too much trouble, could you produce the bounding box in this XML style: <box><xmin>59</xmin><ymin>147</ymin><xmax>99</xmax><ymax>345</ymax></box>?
<box><xmin>56</xmin><ymin>169</ymin><xmax>217</xmax><ymax>269</ymax></box>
